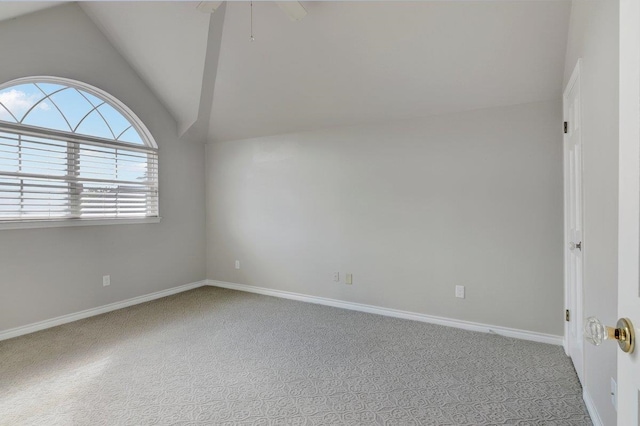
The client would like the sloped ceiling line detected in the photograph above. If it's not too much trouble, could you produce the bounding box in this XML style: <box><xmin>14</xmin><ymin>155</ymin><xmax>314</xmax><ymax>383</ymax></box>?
<box><xmin>180</xmin><ymin>2</ymin><xmax>227</xmax><ymax>143</ymax></box>
<box><xmin>80</xmin><ymin>1</ymin><xmax>211</xmax><ymax>136</ymax></box>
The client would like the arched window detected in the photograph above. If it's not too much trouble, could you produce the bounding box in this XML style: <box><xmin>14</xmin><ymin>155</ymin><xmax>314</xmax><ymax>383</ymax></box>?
<box><xmin>0</xmin><ymin>77</ymin><xmax>159</xmax><ymax>226</ymax></box>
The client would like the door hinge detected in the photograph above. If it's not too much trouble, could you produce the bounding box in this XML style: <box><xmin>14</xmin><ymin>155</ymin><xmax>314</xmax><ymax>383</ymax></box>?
<box><xmin>564</xmin><ymin>122</ymin><xmax>568</xmax><ymax>134</ymax></box>
<box><xmin>565</xmin><ymin>309</ymin><xmax>570</xmax><ymax>322</ymax></box>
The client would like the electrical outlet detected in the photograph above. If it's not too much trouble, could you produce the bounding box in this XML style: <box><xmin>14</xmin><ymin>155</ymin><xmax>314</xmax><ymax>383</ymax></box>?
<box><xmin>333</xmin><ymin>272</ymin><xmax>340</xmax><ymax>282</ymax></box>
<box><xmin>346</xmin><ymin>273</ymin><xmax>353</xmax><ymax>285</ymax></box>
<box><xmin>611</xmin><ymin>377</ymin><xmax>617</xmax><ymax>410</ymax></box>
<box><xmin>235</xmin><ymin>260</ymin><xmax>240</xmax><ymax>270</ymax></box>
<box><xmin>455</xmin><ymin>285</ymin><xmax>465</xmax><ymax>298</ymax></box>
<box><xmin>103</xmin><ymin>275</ymin><xmax>110</xmax><ymax>287</ymax></box>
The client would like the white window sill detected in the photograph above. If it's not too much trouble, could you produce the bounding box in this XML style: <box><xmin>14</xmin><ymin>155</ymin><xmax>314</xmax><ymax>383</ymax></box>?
<box><xmin>0</xmin><ymin>217</ymin><xmax>162</xmax><ymax>231</ymax></box>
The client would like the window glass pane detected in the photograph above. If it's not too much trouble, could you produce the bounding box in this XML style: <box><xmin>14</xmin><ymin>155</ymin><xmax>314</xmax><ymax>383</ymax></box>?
<box><xmin>118</xmin><ymin>127</ymin><xmax>144</xmax><ymax>144</ymax></box>
<box><xmin>49</xmin><ymin>88</ymin><xmax>94</xmax><ymax>130</ymax></box>
<box><xmin>78</xmin><ymin>90</ymin><xmax>104</xmax><ymax>108</ymax></box>
<box><xmin>22</xmin><ymin>102</ymin><xmax>71</xmax><ymax>132</ymax></box>
<box><xmin>36</xmin><ymin>83</ymin><xmax>66</xmax><ymax>95</ymax></box>
<box><xmin>98</xmin><ymin>103</ymin><xmax>131</xmax><ymax>138</ymax></box>
<box><xmin>0</xmin><ymin>103</ymin><xmax>16</xmax><ymax>123</ymax></box>
<box><xmin>76</xmin><ymin>109</ymin><xmax>113</xmax><ymax>140</ymax></box>
<box><xmin>0</xmin><ymin>83</ymin><xmax>47</xmax><ymax>122</ymax></box>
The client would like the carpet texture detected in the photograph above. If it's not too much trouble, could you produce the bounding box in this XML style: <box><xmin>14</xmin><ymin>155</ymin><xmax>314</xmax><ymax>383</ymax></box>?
<box><xmin>0</xmin><ymin>286</ymin><xmax>591</xmax><ymax>425</ymax></box>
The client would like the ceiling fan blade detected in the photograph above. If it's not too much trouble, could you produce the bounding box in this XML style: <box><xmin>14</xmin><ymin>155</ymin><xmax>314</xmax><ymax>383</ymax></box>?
<box><xmin>276</xmin><ymin>1</ymin><xmax>307</xmax><ymax>22</ymax></box>
<box><xmin>197</xmin><ymin>1</ymin><xmax>223</xmax><ymax>14</ymax></box>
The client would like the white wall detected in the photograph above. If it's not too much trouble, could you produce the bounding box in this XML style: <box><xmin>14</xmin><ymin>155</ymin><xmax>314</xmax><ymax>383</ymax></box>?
<box><xmin>0</xmin><ymin>4</ymin><xmax>207</xmax><ymax>332</ymax></box>
<box><xmin>564</xmin><ymin>1</ymin><xmax>619</xmax><ymax>424</ymax></box>
<box><xmin>206</xmin><ymin>100</ymin><xmax>564</xmax><ymax>335</ymax></box>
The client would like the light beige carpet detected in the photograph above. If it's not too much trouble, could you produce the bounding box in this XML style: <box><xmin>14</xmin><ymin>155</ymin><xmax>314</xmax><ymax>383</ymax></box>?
<box><xmin>0</xmin><ymin>286</ymin><xmax>591</xmax><ymax>425</ymax></box>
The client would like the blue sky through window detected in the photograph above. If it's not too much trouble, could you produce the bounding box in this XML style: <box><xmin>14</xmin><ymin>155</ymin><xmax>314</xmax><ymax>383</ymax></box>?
<box><xmin>0</xmin><ymin>82</ymin><xmax>144</xmax><ymax>144</ymax></box>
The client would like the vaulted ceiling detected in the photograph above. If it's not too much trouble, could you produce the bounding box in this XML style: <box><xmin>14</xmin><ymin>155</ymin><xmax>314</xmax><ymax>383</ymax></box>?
<box><xmin>211</xmin><ymin>1</ymin><xmax>571</xmax><ymax>142</ymax></box>
<box><xmin>0</xmin><ymin>1</ymin><xmax>65</xmax><ymax>22</ymax></box>
<box><xmin>80</xmin><ymin>2</ymin><xmax>212</xmax><ymax>136</ymax></box>
<box><xmin>0</xmin><ymin>1</ymin><xmax>572</xmax><ymax>143</ymax></box>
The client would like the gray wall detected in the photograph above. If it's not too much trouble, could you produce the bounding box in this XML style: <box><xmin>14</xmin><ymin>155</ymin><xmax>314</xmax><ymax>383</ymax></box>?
<box><xmin>206</xmin><ymin>99</ymin><xmax>564</xmax><ymax>335</ymax></box>
<box><xmin>0</xmin><ymin>4</ymin><xmax>207</xmax><ymax>332</ymax></box>
<box><xmin>564</xmin><ymin>1</ymin><xmax>619</xmax><ymax>424</ymax></box>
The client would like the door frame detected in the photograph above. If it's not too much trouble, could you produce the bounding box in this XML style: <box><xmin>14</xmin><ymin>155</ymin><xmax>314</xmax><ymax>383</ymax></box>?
<box><xmin>616</xmin><ymin>0</ymin><xmax>640</xmax><ymax>422</ymax></box>
<box><xmin>563</xmin><ymin>59</ymin><xmax>584</xmax><ymax>382</ymax></box>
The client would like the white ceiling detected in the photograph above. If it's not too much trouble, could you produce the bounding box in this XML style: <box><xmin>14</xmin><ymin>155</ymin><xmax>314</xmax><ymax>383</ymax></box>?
<box><xmin>80</xmin><ymin>1</ymin><xmax>212</xmax><ymax>135</ymax></box>
<box><xmin>0</xmin><ymin>2</ymin><xmax>68</xmax><ymax>22</ymax></box>
<box><xmin>0</xmin><ymin>1</ymin><xmax>572</xmax><ymax>143</ymax></box>
<box><xmin>209</xmin><ymin>1</ymin><xmax>571</xmax><ymax>142</ymax></box>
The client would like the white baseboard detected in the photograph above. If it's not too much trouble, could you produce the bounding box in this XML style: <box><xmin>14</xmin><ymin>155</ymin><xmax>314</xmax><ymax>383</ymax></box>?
<box><xmin>1</xmin><ymin>278</ymin><xmax>564</xmax><ymax>347</ymax></box>
<box><xmin>207</xmin><ymin>280</ymin><xmax>563</xmax><ymax>346</ymax></box>
<box><xmin>0</xmin><ymin>280</ymin><xmax>208</xmax><ymax>342</ymax></box>
<box><xmin>583</xmin><ymin>389</ymin><xmax>604</xmax><ymax>426</ymax></box>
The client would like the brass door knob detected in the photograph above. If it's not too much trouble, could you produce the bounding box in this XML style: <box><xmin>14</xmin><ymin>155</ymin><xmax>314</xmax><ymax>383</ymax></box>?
<box><xmin>584</xmin><ymin>317</ymin><xmax>635</xmax><ymax>353</ymax></box>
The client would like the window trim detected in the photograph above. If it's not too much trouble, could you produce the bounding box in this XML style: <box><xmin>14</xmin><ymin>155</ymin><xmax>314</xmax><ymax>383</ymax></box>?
<box><xmin>0</xmin><ymin>76</ymin><xmax>160</xmax><ymax>229</ymax></box>
<box><xmin>0</xmin><ymin>216</ymin><xmax>161</xmax><ymax>231</ymax></box>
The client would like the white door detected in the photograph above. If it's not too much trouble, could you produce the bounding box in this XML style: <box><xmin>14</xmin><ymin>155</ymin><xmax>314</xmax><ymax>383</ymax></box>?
<box><xmin>564</xmin><ymin>61</ymin><xmax>584</xmax><ymax>385</ymax></box>
<box><xmin>617</xmin><ymin>0</ymin><xmax>640</xmax><ymax>423</ymax></box>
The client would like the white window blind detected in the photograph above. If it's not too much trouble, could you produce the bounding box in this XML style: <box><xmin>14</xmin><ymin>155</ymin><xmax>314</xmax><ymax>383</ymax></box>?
<box><xmin>0</xmin><ymin>77</ymin><xmax>159</xmax><ymax>224</ymax></box>
<box><xmin>0</xmin><ymin>126</ymin><xmax>158</xmax><ymax>221</ymax></box>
